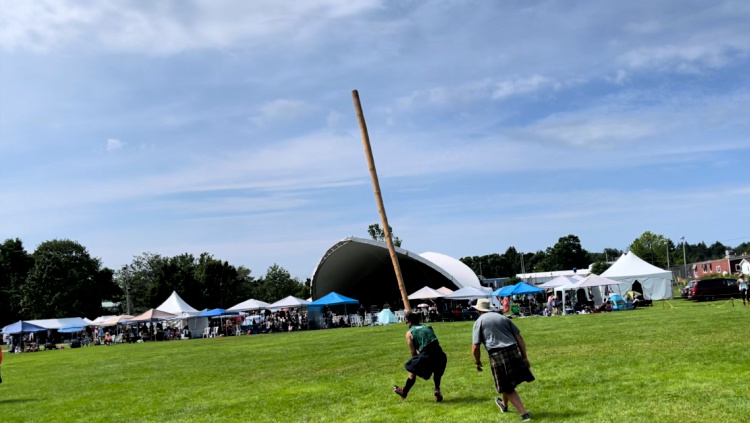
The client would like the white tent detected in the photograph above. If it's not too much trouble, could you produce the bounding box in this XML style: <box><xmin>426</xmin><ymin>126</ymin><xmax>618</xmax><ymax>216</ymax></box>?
<box><xmin>27</xmin><ymin>317</ymin><xmax>92</xmax><ymax>330</ymax></box>
<box><xmin>156</xmin><ymin>291</ymin><xmax>199</xmax><ymax>315</ymax></box>
<box><xmin>601</xmin><ymin>251</ymin><xmax>674</xmax><ymax>300</ymax></box>
<box><xmin>270</xmin><ymin>296</ymin><xmax>311</xmax><ymax>309</ymax></box>
<box><xmin>444</xmin><ymin>286</ymin><xmax>490</xmax><ymax>300</ymax></box>
<box><xmin>91</xmin><ymin>315</ymin><xmax>116</xmax><ymax>326</ymax></box>
<box><xmin>407</xmin><ymin>286</ymin><xmax>446</xmax><ymax>300</ymax></box>
<box><xmin>539</xmin><ymin>275</ymin><xmax>573</xmax><ymax>288</ymax></box>
<box><xmin>228</xmin><ymin>298</ymin><xmax>272</xmax><ymax>312</ymax></box>
<box><xmin>436</xmin><ymin>287</ymin><xmax>454</xmax><ymax>295</ymax></box>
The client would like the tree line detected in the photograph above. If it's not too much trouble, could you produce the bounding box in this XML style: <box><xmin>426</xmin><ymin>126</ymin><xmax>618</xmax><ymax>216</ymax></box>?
<box><xmin>0</xmin><ymin>238</ymin><xmax>309</xmax><ymax>327</ymax></box>
<box><xmin>460</xmin><ymin>232</ymin><xmax>750</xmax><ymax>280</ymax></box>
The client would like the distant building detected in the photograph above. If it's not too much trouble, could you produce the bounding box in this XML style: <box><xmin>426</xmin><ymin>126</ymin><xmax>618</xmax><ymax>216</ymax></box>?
<box><xmin>691</xmin><ymin>252</ymin><xmax>750</xmax><ymax>278</ymax></box>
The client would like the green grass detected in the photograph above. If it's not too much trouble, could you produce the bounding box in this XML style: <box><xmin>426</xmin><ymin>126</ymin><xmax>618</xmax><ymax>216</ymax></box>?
<box><xmin>2</xmin><ymin>299</ymin><xmax>749</xmax><ymax>423</ymax></box>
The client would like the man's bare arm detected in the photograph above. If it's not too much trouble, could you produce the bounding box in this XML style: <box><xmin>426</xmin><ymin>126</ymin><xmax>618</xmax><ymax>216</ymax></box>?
<box><xmin>406</xmin><ymin>331</ymin><xmax>418</xmax><ymax>356</ymax></box>
<box><xmin>514</xmin><ymin>333</ymin><xmax>530</xmax><ymax>367</ymax></box>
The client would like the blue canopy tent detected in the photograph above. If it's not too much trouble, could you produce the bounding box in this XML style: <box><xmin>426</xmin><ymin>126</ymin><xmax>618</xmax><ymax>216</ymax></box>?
<box><xmin>197</xmin><ymin>308</ymin><xmax>241</xmax><ymax>336</ymax></box>
<box><xmin>493</xmin><ymin>282</ymin><xmax>544</xmax><ymax>297</ymax></box>
<box><xmin>309</xmin><ymin>292</ymin><xmax>359</xmax><ymax>306</ymax></box>
<box><xmin>196</xmin><ymin>308</ymin><xmax>240</xmax><ymax>318</ymax></box>
<box><xmin>308</xmin><ymin>292</ymin><xmax>359</xmax><ymax>329</ymax></box>
<box><xmin>1</xmin><ymin>320</ymin><xmax>47</xmax><ymax>335</ymax></box>
<box><xmin>2</xmin><ymin>320</ymin><xmax>47</xmax><ymax>351</ymax></box>
<box><xmin>58</xmin><ymin>326</ymin><xmax>86</xmax><ymax>333</ymax></box>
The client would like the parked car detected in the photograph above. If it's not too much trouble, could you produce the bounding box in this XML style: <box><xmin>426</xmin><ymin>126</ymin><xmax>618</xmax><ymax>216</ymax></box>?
<box><xmin>688</xmin><ymin>278</ymin><xmax>738</xmax><ymax>301</ymax></box>
<box><xmin>681</xmin><ymin>281</ymin><xmax>697</xmax><ymax>299</ymax></box>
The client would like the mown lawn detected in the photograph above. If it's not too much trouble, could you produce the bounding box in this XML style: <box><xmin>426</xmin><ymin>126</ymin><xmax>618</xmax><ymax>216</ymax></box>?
<box><xmin>2</xmin><ymin>299</ymin><xmax>749</xmax><ymax>423</ymax></box>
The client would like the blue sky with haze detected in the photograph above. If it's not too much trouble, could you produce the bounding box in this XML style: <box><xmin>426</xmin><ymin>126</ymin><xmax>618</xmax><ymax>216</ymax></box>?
<box><xmin>2</xmin><ymin>0</ymin><xmax>749</xmax><ymax>279</ymax></box>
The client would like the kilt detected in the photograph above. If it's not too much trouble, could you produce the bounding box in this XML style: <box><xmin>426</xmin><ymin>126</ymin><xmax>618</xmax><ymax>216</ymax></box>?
<box><xmin>489</xmin><ymin>345</ymin><xmax>535</xmax><ymax>394</ymax></box>
<box><xmin>404</xmin><ymin>341</ymin><xmax>447</xmax><ymax>380</ymax></box>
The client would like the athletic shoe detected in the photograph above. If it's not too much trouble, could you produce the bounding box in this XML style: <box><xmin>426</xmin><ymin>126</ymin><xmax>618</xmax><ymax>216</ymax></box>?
<box><xmin>434</xmin><ymin>391</ymin><xmax>443</xmax><ymax>403</ymax></box>
<box><xmin>521</xmin><ymin>413</ymin><xmax>531</xmax><ymax>421</ymax></box>
<box><xmin>495</xmin><ymin>397</ymin><xmax>508</xmax><ymax>413</ymax></box>
<box><xmin>393</xmin><ymin>386</ymin><xmax>406</xmax><ymax>399</ymax></box>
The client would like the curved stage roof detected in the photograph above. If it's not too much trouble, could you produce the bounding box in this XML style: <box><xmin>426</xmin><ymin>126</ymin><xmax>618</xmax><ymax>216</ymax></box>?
<box><xmin>310</xmin><ymin>237</ymin><xmax>480</xmax><ymax>307</ymax></box>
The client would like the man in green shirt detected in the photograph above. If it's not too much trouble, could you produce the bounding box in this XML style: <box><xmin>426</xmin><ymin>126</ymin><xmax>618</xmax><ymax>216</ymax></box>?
<box><xmin>393</xmin><ymin>311</ymin><xmax>447</xmax><ymax>402</ymax></box>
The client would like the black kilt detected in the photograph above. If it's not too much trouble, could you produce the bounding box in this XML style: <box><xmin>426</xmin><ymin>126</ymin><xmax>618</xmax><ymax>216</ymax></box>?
<box><xmin>489</xmin><ymin>345</ymin><xmax>535</xmax><ymax>394</ymax></box>
<box><xmin>404</xmin><ymin>341</ymin><xmax>447</xmax><ymax>380</ymax></box>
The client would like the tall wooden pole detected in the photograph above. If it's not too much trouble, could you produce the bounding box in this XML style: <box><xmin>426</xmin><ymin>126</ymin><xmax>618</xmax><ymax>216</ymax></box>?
<box><xmin>352</xmin><ymin>90</ymin><xmax>411</xmax><ymax>313</ymax></box>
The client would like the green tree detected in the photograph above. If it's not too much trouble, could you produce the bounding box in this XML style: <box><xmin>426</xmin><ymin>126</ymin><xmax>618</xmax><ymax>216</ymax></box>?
<box><xmin>590</xmin><ymin>261</ymin><xmax>612</xmax><ymax>275</ymax></box>
<box><xmin>22</xmin><ymin>239</ymin><xmax>109</xmax><ymax>319</ymax></box>
<box><xmin>253</xmin><ymin>264</ymin><xmax>306</xmax><ymax>303</ymax></box>
<box><xmin>629</xmin><ymin>231</ymin><xmax>672</xmax><ymax>268</ymax></box>
<box><xmin>367</xmin><ymin>223</ymin><xmax>402</xmax><ymax>247</ymax></box>
<box><xmin>536</xmin><ymin>235</ymin><xmax>589</xmax><ymax>272</ymax></box>
<box><xmin>0</xmin><ymin>238</ymin><xmax>34</xmax><ymax>325</ymax></box>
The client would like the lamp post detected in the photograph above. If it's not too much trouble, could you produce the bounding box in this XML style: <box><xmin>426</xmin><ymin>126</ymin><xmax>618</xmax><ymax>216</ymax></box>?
<box><xmin>124</xmin><ymin>265</ymin><xmax>132</xmax><ymax>316</ymax></box>
<box><xmin>681</xmin><ymin>236</ymin><xmax>687</xmax><ymax>280</ymax></box>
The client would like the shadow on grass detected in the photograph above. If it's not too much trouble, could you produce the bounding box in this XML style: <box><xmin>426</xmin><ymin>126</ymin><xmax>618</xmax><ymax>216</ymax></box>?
<box><xmin>439</xmin><ymin>395</ymin><xmax>488</xmax><ymax>404</ymax></box>
<box><xmin>527</xmin><ymin>410</ymin><xmax>585</xmax><ymax>420</ymax></box>
<box><xmin>0</xmin><ymin>398</ymin><xmax>37</xmax><ymax>404</ymax></box>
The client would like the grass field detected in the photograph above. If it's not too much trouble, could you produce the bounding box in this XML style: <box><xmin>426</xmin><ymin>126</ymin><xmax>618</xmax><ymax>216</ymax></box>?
<box><xmin>2</xmin><ymin>299</ymin><xmax>749</xmax><ymax>423</ymax></box>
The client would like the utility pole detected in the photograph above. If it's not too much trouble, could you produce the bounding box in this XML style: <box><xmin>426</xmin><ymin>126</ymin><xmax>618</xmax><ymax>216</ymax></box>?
<box><xmin>666</xmin><ymin>242</ymin><xmax>670</xmax><ymax>268</ymax></box>
<box><xmin>125</xmin><ymin>265</ymin><xmax>132</xmax><ymax>315</ymax></box>
<box><xmin>681</xmin><ymin>236</ymin><xmax>688</xmax><ymax>280</ymax></box>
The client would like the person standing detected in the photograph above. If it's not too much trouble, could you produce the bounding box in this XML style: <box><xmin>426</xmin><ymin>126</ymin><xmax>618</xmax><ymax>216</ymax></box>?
<box><xmin>738</xmin><ymin>274</ymin><xmax>748</xmax><ymax>306</ymax></box>
<box><xmin>502</xmin><ymin>296</ymin><xmax>510</xmax><ymax>315</ymax></box>
<box><xmin>0</xmin><ymin>338</ymin><xmax>3</xmax><ymax>383</ymax></box>
<box><xmin>472</xmin><ymin>299</ymin><xmax>534</xmax><ymax>421</ymax></box>
<box><xmin>393</xmin><ymin>311</ymin><xmax>447</xmax><ymax>402</ymax></box>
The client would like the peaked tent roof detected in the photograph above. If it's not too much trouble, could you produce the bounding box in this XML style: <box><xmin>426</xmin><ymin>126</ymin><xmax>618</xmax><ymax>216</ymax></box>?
<box><xmin>571</xmin><ymin>274</ymin><xmax>622</xmax><ymax>288</ymax></box>
<box><xmin>228</xmin><ymin>298</ymin><xmax>272</xmax><ymax>312</ymax></box>
<box><xmin>444</xmin><ymin>286</ymin><xmax>490</xmax><ymax>300</ymax></box>
<box><xmin>408</xmin><ymin>286</ymin><xmax>446</xmax><ymax>300</ymax></box>
<box><xmin>601</xmin><ymin>251</ymin><xmax>672</xmax><ymax>279</ymax></box>
<box><xmin>101</xmin><ymin>315</ymin><xmax>135</xmax><ymax>326</ymax></box>
<box><xmin>437</xmin><ymin>287</ymin><xmax>454</xmax><ymax>295</ymax></box>
<box><xmin>1</xmin><ymin>320</ymin><xmax>47</xmax><ymax>334</ymax></box>
<box><xmin>539</xmin><ymin>275</ymin><xmax>574</xmax><ymax>288</ymax></box>
<box><xmin>156</xmin><ymin>291</ymin><xmax>199</xmax><ymax>314</ymax></box>
<box><xmin>128</xmin><ymin>309</ymin><xmax>177</xmax><ymax>322</ymax></box>
<box><xmin>309</xmin><ymin>292</ymin><xmax>359</xmax><ymax>306</ymax></box>
<box><xmin>270</xmin><ymin>296</ymin><xmax>311</xmax><ymax>309</ymax></box>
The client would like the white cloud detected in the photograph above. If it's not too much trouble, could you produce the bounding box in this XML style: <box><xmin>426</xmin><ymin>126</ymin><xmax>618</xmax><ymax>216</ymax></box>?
<box><xmin>492</xmin><ymin>75</ymin><xmax>560</xmax><ymax>100</ymax></box>
<box><xmin>0</xmin><ymin>0</ymin><xmax>382</xmax><ymax>53</ymax></box>
<box><xmin>251</xmin><ymin>99</ymin><xmax>313</xmax><ymax>126</ymax></box>
<box><xmin>106</xmin><ymin>138</ymin><xmax>125</xmax><ymax>151</ymax></box>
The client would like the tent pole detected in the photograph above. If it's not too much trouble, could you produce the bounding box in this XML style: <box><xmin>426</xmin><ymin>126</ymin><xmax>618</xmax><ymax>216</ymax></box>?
<box><xmin>352</xmin><ymin>90</ymin><xmax>411</xmax><ymax>313</ymax></box>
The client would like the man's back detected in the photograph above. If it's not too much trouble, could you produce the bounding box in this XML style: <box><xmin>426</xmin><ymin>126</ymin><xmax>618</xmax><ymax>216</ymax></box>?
<box><xmin>472</xmin><ymin>312</ymin><xmax>519</xmax><ymax>350</ymax></box>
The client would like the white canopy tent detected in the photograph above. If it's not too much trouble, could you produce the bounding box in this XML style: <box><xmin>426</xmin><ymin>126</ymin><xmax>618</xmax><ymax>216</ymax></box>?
<box><xmin>270</xmin><ymin>296</ymin><xmax>311</xmax><ymax>309</ymax></box>
<box><xmin>601</xmin><ymin>251</ymin><xmax>674</xmax><ymax>300</ymax></box>
<box><xmin>444</xmin><ymin>286</ymin><xmax>490</xmax><ymax>300</ymax></box>
<box><xmin>436</xmin><ymin>287</ymin><xmax>454</xmax><ymax>295</ymax></box>
<box><xmin>27</xmin><ymin>317</ymin><xmax>92</xmax><ymax>330</ymax></box>
<box><xmin>407</xmin><ymin>286</ymin><xmax>446</xmax><ymax>300</ymax></box>
<box><xmin>228</xmin><ymin>298</ymin><xmax>272</xmax><ymax>312</ymax></box>
<box><xmin>539</xmin><ymin>275</ymin><xmax>573</xmax><ymax>288</ymax></box>
<box><xmin>156</xmin><ymin>291</ymin><xmax>199</xmax><ymax>315</ymax></box>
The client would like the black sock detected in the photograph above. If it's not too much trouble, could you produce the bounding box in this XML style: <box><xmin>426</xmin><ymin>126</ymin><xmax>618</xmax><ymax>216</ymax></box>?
<box><xmin>433</xmin><ymin>373</ymin><xmax>442</xmax><ymax>392</ymax></box>
<box><xmin>403</xmin><ymin>377</ymin><xmax>416</xmax><ymax>395</ymax></box>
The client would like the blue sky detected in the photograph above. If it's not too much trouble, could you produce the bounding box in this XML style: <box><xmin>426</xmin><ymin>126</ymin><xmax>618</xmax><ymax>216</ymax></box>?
<box><xmin>2</xmin><ymin>0</ymin><xmax>749</xmax><ymax>279</ymax></box>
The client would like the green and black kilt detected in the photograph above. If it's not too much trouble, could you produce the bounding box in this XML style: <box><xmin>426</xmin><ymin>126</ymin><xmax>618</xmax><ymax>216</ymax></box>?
<box><xmin>404</xmin><ymin>341</ymin><xmax>447</xmax><ymax>380</ymax></box>
<box><xmin>489</xmin><ymin>345</ymin><xmax>535</xmax><ymax>394</ymax></box>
